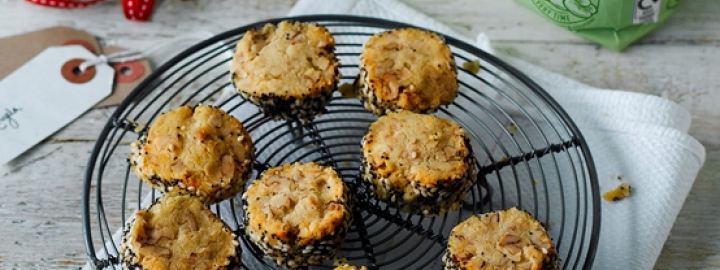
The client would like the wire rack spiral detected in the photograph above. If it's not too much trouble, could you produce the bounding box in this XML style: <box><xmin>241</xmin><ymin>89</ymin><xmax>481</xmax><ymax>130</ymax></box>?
<box><xmin>82</xmin><ymin>15</ymin><xmax>600</xmax><ymax>270</ymax></box>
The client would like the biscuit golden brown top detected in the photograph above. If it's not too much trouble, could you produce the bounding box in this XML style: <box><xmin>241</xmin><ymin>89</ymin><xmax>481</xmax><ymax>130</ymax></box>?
<box><xmin>362</xmin><ymin>111</ymin><xmax>470</xmax><ymax>189</ymax></box>
<box><xmin>447</xmin><ymin>208</ymin><xmax>556</xmax><ymax>270</ymax></box>
<box><xmin>231</xmin><ymin>21</ymin><xmax>338</xmax><ymax>99</ymax></box>
<box><xmin>245</xmin><ymin>162</ymin><xmax>349</xmax><ymax>246</ymax></box>
<box><xmin>361</xmin><ymin>28</ymin><xmax>457</xmax><ymax>112</ymax></box>
<box><xmin>131</xmin><ymin>105</ymin><xmax>254</xmax><ymax>203</ymax></box>
<box><xmin>125</xmin><ymin>195</ymin><xmax>237</xmax><ymax>270</ymax></box>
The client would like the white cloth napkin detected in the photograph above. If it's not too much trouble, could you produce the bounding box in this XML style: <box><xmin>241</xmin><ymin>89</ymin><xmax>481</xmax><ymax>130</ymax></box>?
<box><xmin>289</xmin><ymin>0</ymin><xmax>706</xmax><ymax>269</ymax></box>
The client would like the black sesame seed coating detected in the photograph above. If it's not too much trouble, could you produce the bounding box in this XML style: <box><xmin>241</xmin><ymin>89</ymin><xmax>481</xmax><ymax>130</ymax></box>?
<box><xmin>235</xmin><ymin>83</ymin><xmax>335</xmax><ymax>122</ymax></box>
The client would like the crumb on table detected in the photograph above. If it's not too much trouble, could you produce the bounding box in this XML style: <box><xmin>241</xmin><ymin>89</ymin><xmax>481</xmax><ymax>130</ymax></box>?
<box><xmin>603</xmin><ymin>182</ymin><xmax>631</xmax><ymax>202</ymax></box>
<box><xmin>462</xmin><ymin>59</ymin><xmax>481</xmax><ymax>74</ymax></box>
<box><xmin>505</xmin><ymin>122</ymin><xmax>518</xmax><ymax>135</ymax></box>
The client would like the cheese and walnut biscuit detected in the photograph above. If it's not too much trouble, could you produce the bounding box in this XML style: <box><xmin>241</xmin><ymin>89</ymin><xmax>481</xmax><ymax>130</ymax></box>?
<box><xmin>231</xmin><ymin>21</ymin><xmax>339</xmax><ymax>121</ymax></box>
<box><xmin>120</xmin><ymin>195</ymin><xmax>240</xmax><ymax>270</ymax></box>
<box><xmin>361</xmin><ymin>111</ymin><xmax>476</xmax><ymax>214</ymax></box>
<box><xmin>243</xmin><ymin>162</ymin><xmax>351</xmax><ymax>268</ymax></box>
<box><xmin>130</xmin><ymin>105</ymin><xmax>254</xmax><ymax>204</ymax></box>
<box><xmin>443</xmin><ymin>208</ymin><xmax>558</xmax><ymax>270</ymax></box>
<box><xmin>359</xmin><ymin>28</ymin><xmax>458</xmax><ymax>115</ymax></box>
<box><xmin>334</xmin><ymin>264</ymin><xmax>369</xmax><ymax>270</ymax></box>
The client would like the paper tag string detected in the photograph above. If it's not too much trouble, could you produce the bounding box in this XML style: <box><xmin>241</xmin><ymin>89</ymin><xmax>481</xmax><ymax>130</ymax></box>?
<box><xmin>25</xmin><ymin>0</ymin><xmax>155</xmax><ymax>21</ymax></box>
<box><xmin>79</xmin><ymin>33</ymin><xmax>215</xmax><ymax>72</ymax></box>
<box><xmin>79</xmin><ymin>50</ymin><xmax>143</xmax><ymax>72</ymax></box>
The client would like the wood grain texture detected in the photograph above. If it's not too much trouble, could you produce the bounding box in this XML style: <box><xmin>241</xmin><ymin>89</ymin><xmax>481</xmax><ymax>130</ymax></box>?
<box><xmin>0</xmin><ymin>0</ymin><xmax>718</xmax><ymax>269</ymax></box>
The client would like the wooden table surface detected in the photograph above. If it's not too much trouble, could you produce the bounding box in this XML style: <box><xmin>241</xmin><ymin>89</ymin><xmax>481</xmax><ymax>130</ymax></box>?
<box><xmin>0</xmin><ymin>0</ymin><xmax>718</xmax><ymax>269</ymax></box>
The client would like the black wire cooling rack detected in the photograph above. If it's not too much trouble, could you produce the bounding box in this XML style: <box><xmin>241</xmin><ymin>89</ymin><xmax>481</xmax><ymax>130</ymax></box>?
<box><xmin>82</xmin><ymin>15</ymin><xmax>600</xmax><ymax>270</ymax></box>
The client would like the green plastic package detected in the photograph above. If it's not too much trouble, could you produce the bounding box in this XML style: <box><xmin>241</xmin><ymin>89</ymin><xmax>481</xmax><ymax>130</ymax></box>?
<box><xmin>516</xmin><ymin>0</ymin><xmax>680</xmax><ymax>51</ymax></box>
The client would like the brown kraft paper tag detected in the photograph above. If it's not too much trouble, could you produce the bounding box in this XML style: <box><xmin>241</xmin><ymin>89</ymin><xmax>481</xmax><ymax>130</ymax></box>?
<box><xmin>0</xmin><ymin>26</ymin><xmax>152</xmax><ymax>107</ymax></box>
<box><xmin>0</xmin><ymin>26</ymin><xmax>101</xmax><ymax>80</ymax></box>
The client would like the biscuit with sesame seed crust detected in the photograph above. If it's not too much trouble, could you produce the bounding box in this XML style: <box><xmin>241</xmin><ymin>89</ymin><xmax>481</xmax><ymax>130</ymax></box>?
<box><xmin>243</xmin><ymin>162</ymin><xmax>351</xmax><ymax>268</ymax></box>
<box><xmin>443</xmin><ymin>208</ymin><xmax>558</xmax><ymax>270</ymax></box>
<box><xmin>358</xmin><ymin>28</ymin><xmax>457</xmax><ymax>115</ymax></box>
<box><xmin>230</xmin><ymin>21</ymin><xmax>339</xmax><ymax>121</ymax></box>
<box><xmin>130</xmin><ymin>105</ymin><xmax>254</xmax><ymax>204</ymax></box>
<box><xmin>361</xmin><ymin>111</ymin><xmax>476</xmax><ymax>214</ymax></box>
<box><xmin>120</xmin><ymin>195</ymin><xmax>240</xmax><ymax>270</ymax></box>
